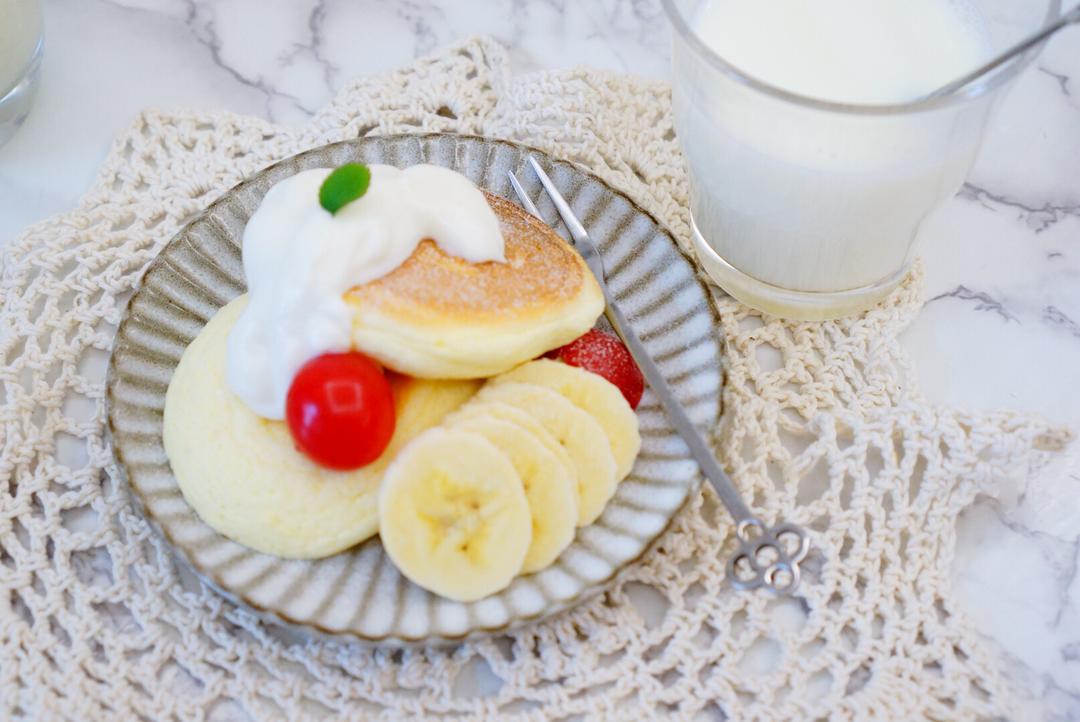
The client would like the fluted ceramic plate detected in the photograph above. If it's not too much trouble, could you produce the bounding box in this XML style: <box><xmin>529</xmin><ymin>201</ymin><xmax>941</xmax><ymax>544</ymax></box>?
<box><xmin>107</xmin><ymin>134</ymin><xmax>723</xmax><ymax>644</ymax></box>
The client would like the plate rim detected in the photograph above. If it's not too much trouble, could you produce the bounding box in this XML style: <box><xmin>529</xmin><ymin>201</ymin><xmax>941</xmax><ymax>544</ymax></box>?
<box><xmin>106</xmin><ymin>132</ymin><xmax>725</xmax><ymax>645</ymax></box>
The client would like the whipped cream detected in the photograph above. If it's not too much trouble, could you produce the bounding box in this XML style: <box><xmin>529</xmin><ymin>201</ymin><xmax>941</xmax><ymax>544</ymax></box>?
<box><xmin>227</xmin><ymin>164</ymin><xmax>505</xmax><ymax>419</ymax></box>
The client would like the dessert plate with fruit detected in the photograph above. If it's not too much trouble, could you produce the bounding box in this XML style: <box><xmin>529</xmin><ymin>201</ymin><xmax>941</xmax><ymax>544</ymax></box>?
<box><xmin>107</xmin><ymin>134</ymin><xmax>722</xmax><ymax>643</ymax></box>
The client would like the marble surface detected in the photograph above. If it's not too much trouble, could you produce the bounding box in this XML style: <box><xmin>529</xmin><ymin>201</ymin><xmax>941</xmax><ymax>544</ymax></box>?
<box><xmin>0</xmin><ymin>1</ymin><xmax>1077</xmax><ymax>719</ymax></box>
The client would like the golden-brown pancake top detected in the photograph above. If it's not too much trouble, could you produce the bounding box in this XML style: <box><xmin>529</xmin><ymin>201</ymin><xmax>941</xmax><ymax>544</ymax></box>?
<box><xmin>345</xmin><ymin>193</ymin><xmax>593</xmax><ymax>324</ymax></box>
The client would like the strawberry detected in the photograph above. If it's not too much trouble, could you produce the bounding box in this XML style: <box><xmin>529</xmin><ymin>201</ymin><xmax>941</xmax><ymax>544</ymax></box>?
<box><xmin>546</xmin><ymin>329</ymin><xmax>645</xmax><ymax>409</ymax></box>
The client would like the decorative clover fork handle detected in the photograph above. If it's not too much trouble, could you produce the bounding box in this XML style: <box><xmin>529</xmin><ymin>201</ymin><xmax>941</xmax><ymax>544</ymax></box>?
<box><xmin>726</xmin><ymin>519</ymin><xmax>811</xmax><ymax>594</ymax></box>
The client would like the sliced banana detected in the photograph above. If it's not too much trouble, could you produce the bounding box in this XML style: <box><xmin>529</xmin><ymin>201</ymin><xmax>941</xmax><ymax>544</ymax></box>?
<box><xmin>497</xmin><ymin>359</ymin><xmax>641</xmax><ymax>480</ymax></box>
<box><xmin>450</xmin><ymin>414</ymin><xmax>578</xmax><ymax>574</ymax></box>
<box><xmin>473</xmin><ymin>382</ymin><xmax>617</xmax><ymax>526</ymax></box>
<box><xmin>378</xmin><ymin>428</ymin><xmax>532</xmax><ymax>602</ymax></box>
<box><xmin>448</xmin><ymin>401</ymin><xmax>577</xmax><ymax>481</ymax></box>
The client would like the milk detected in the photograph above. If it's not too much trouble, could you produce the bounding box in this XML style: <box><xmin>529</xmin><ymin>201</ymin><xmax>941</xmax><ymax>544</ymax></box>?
<box><xmin>693</xmin><ymin>0</ymin><xmax>988</xmax><ymax>106</ymax></box>
<box><xmin>0</xmin><ymin>0</ymin><xmax>42</xmax><ymax>96</ymax></box>
<box><xmin>674</xmin><ymin>0</ymin><xmax>992</xmax><ymax>298</ymax></box>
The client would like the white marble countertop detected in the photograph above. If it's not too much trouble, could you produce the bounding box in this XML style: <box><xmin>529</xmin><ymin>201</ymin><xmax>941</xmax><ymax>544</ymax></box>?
<box><xmin>1</xmin><ymin>1</ymin><xmax>1077</xmax><ymax>719</ymax></box>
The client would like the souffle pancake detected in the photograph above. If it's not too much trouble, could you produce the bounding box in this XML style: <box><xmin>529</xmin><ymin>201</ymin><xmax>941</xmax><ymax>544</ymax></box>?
<box><xmin>164</xmin><ymin>296</ymin><xmax>480</xmax><ymax>559</ymax></box>
<box><xmin>346</xmin><ymin>192</ymin><xmax>604</xmax><ymax>379</ymax></box>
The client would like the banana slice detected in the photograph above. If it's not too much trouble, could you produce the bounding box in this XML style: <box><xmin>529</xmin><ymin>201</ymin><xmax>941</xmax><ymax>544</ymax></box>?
<box><xmin>450</xmin><ymin>415</ymin><xmax>578</xmax><ymax>574</ymax></box>
<box><xmin>448</xmin><ymin>401</ymin><xmax>576</xmax><ymax>481</ymax></box>
<box><xmin>472</xmin><ymin>382</ymin><xmax>617</xmax><ymax>526</ymax></box>
<box><xmin>378</xmin><ymin>428</ymin><xmax>532</xmax><ymax>602</ymax></box>
<box><xmin>497</xmin><ymin>359</ymin><xmax>641</xmax><ymax>479</ymax></box>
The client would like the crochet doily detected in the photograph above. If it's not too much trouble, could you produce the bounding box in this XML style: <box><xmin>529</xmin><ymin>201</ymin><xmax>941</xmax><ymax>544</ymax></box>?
<box><xmin>1</xmin><ymin>37</ymin><xmax>1070</xmax><ymax>721</ymax></box>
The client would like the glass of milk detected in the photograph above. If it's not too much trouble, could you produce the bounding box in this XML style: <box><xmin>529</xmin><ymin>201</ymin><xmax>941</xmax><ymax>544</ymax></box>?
<box><xmin>664</xmin><ymin>0</ymin><xmax>1062</xmax><ymax>320</ymax></box>
<box><xmin>0</xmin><ymin>0</ymin><xmax>44</xmax><ymax>148</ymax></box>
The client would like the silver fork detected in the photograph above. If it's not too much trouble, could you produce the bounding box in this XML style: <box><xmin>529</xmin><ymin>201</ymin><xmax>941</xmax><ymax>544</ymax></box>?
<box><xmin>509</xmin><ymin>157</ymin><xmax>810</xmax><ymax>595</ymax></box>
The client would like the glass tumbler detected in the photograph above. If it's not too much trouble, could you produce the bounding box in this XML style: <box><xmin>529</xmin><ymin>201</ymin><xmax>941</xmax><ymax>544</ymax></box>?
<box><xmin>662</xmin><ymin>0</ymin><xmax>1062</xmax><ymax>320</ymax></box>
<box><xmin>0</xmin><ymin>0</ymin><xmax>43</xmax><ymax>148</ymax></box>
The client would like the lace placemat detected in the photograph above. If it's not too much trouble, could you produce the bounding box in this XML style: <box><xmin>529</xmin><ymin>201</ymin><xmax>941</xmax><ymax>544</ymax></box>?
<box><xmin>1</xmin><ymin>37</ymin><xmax>1070</xmax><ymax>721</ymax></box>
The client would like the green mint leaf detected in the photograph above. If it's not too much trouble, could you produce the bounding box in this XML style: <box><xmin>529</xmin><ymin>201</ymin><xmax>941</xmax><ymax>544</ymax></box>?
<box><xmin>319</xmin><ymin>163</ymin><xmax>371</xmax><ymax>215</ymax></box>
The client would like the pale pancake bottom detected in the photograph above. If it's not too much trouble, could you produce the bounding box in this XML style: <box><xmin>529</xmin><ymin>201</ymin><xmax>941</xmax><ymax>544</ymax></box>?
<box><xmin>163</xmin><ymin>296</ymin><xmax>479</xmax><ymax>560</ymax></box>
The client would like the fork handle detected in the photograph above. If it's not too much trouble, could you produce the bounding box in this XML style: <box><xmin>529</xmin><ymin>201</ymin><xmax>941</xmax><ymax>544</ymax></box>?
<box><xmin>599</xmin><ymin>287</ymin><xmax>754</xmax><ymax>523</ymax></box>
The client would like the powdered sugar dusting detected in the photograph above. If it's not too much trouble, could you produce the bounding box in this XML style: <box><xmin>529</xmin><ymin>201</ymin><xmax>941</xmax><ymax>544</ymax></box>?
<box><xmin>348</xmin><ymin>193</ymin><xmax>592</xmax><ymax>319</ymax></box>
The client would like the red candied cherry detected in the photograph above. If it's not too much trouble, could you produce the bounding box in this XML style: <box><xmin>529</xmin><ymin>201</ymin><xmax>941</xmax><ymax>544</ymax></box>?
<box><xmin>547</xmin><ymin>329</ymin><xmax>645</xmax><ymax>409</ymax></box>
<box><xmin>286</xmin><ymin>352</ymin><xmax>396</xmax><ymax>470</ymax></box>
